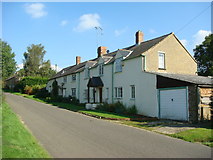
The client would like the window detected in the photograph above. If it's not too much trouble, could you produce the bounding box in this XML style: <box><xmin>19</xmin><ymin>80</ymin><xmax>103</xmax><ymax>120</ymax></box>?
<box><xmin>115</xmin><ymin>87</ymin><xmax>123</xmax><ymax>98</ymax></box>
<box><xmin>84</xmin><ymin>68</ymin><xmax>90</xmax><ymax>79</ymax></box>
<box><xmin>84</xmin><ymin>89</ymin><xmax>88</xmax><ymax>99</ymax></box>
<box><xmin>106</xmin><ymin>88</ymin><xmax>109</xmax><ymax>99</ymax></box>
<box><xmin>158</xmin><ymin>52</ymin><xmax>165</xmax><ymax>69</ymax></box>
<box><xmin>72</xmin><ymin>74</ymin><xmax>76</xmax><ymax>81</ymax></box>
<box><xmin>130</xmin><ymin>85</ymin><xmax>135</xmax><ymax>99</ymax></box>
<box><xmin>114</xmin><ymin>58</ymin><xmax>122</xmax><ymax>72</ymax></box>
<box><xmin>142</xmin><ymin>56</ymin><xmax>146</xmax><ymax>71</ymax></box>
<box><xmin>63</xmin><ymin>76</ymin><xmax>67</xmax><ymax>83</ymax></box>
<box><xmin>99</xmin><ymin>64</ymin><xmax>104</xmax><ymax>76</ymax></box>
<box><xmin>71</xmin><ymin>88</ymin><xmax>76</xmax><ymax>97</ymax></box>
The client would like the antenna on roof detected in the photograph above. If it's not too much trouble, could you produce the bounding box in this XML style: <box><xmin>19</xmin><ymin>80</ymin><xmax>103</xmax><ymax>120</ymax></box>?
<box><xmin>95</xmin><ymin>26</ymin><xmax>103</xmax><ymax>48</ymax></box>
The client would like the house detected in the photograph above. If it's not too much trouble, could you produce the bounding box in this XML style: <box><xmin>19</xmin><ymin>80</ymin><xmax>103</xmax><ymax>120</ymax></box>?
<box><xmin>4</xmin><ymin>75</ymin><xmax>20</xmax><ymax>91</ymax></box>
<box><xmin>47</xmin><ymin>31</ymin><xmax>212</xmax><ymax>122</ymax></box>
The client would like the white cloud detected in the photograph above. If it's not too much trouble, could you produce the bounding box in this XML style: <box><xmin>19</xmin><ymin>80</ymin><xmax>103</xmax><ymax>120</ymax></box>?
<box><xmin>60</xmin><ymin>20</ymin><xmax>68</xmax><ymax>26</ymax></box>
<box><xmin>149</xmin><ymin>29</ymin><xmax>157</xmax><ymax>34</ymax></box>
<box><xmin>193</xmin><ymin>30</ymin><xmax>211</xmax><ymax>46</ymax></box>
<box><xmin>74</xmin><ymin>13</ymin><xmax>101</xmax><ymax>32</ymax></box>
<box><xmin>17</xmin><ymin>63</ymin><xmax>24</xmax><ymax>70</ymax></box>
<box><xmin>114</xmin><ymin>27</ymin><xmax>128</xmax><ymax>37</ymax></box>
<box><xmin>25</xmin><ymin>3</ymin><xmax>47</xmax><ymax>18</ymax></box>
<box><xmin>180</xmin><ymin>39</ymin><xmax>188</xmax><ymax>47</ymax></box>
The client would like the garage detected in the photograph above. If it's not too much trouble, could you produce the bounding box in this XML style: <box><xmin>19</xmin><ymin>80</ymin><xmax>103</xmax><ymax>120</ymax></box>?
<box><xmin>159</xmin><ymin>87</ymin><xmax>188</xmax><ymax>121</ymax></box>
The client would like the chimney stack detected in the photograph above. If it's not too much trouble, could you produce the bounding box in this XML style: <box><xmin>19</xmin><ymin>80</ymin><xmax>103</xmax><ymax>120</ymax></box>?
<box><xmin>76</xmin><ymin>56</ymin><xmax>81</xmax><ymax>65</ymax></box>
<box><xmin>135</xmin><ymin>30</ymin><xmax>144</xmax><ymax>44</ymax></box>
<box><xmin>97</xmin><ymin>46</ymin><xmax>107</xmax><ymax>57</ymax></box>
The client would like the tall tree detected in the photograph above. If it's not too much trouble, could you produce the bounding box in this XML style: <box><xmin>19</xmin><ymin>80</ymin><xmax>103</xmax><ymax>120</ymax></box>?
<box><xmin>1</xmin><ymin>39</ymin><xmax>17</xmax><ymax>80</ymax></box>
<box><xmin>23</xmin><ymin>44</ymin><xmax>55</xmax><ymax>78</ymax></box>
<box><xmin>194</xmin><ymin>34</ymin><xmax>213</xmax><ymax>76</ymax></box>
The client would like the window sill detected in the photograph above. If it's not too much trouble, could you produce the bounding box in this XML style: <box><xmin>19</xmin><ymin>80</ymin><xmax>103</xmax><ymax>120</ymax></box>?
<box><xmin>130</xmin><ymin>98</ymin><xmax>135</xmax><ymax>100</ymax></box>
<box><xmin>158</xmin><ymin>68</ymin><xmax>166</xmax><ymax>70</ymax></box>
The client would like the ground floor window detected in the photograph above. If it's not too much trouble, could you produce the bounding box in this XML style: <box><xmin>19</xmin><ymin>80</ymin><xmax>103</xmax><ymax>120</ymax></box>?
<box><xmin>115</xmin><ymin>87</ymin><xmax>123</xmax><ymax>98</ymax></box>
<box><xmin>71</xmin><ymin>88</ymin><xmax>76</xmax><ymax>97</ymax></box>
<box><xmin>130</xmin><ymin>85</ymin><xmax>135</xmax><ymax>99</ymax></box>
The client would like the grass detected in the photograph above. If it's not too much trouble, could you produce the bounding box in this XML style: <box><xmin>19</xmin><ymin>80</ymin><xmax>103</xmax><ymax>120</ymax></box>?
<box><xmin>2</xmin><ymin>100</ymin><xmax>51</xmax><ymax>158</ymax></box>
<box><xmin>171</xmin><ymin>128</ymin><xmax>213</xmax><ymax>147</ymax></box>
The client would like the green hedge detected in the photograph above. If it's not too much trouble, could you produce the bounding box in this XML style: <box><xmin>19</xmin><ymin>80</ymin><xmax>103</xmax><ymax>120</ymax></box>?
<box><xmin>15</xmin><ymin>76</ymin><xmax>48</xmax><ymax>93</ymax></box>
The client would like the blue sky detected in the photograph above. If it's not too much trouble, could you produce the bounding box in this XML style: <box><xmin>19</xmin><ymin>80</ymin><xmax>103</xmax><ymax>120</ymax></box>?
<box><xmin>2</xmin><ymin>2</ymin><xmax>212</xmax><ymax>71</ymax></box>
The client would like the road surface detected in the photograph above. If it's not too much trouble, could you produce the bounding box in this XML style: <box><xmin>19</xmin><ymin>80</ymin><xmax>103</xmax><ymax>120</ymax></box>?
<box><xmin>5</xmin><ymin>93</ymin><xmax>211</xmax><ymax>158</ymax></box>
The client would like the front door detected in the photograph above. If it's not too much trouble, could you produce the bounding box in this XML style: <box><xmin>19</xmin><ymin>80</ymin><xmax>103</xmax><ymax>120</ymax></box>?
<box><xmin>99</xmin><ymin>88</ymin><xmax>103</xmax><ymax>103</ymax></box>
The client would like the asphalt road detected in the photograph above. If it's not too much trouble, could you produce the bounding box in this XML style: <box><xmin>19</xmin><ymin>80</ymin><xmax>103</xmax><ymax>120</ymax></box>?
<box><xmin>5</xmin><ymin>93</ymin><xmax>211</xmax><ymax>158</ymax></box>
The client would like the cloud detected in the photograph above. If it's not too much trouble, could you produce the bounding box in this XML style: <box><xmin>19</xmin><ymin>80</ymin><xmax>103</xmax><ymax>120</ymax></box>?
<box><xmin>193</xmin><ymin>30</ymin><xmax>211</xmax><ymax>46</ymax></box>
<box><xmin>74</xmin><ymin>13</ymin><xmax>101</xmax><ymax>32</ymax></box>
<box><xmin>25</xmin><ymin>3</ymin><xmax>47</xmax><ymax>18</ymax></box>
<box><xmin>149</xmin><ymin>29</ymin><xmax>157</xmax><ymax>34</ymax></box>
<box><xmin>60</xmin><ymin>20</ymin><xmax>68</xmax><ymax>26</ymax></box>
<box><xmin>180</xmin><ymin>39</ymin><xmax>188</xmax><ymax>47</ymax></box>
<box><xmin>114</xmin><ymin>27</ymin><xmax>128</xmax><ymax>37</ymax></box>
<box><xmin>17</xmin><ymin>63</ymin><xmax>24</xmax><ymax>70</ymax></box>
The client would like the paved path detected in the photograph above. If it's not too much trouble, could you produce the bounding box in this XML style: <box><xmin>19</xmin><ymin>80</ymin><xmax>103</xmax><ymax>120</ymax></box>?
<box><xmin>5</xmin><ymin>93</ymin><xmax>211</xmax><ymax>158</ymax></box>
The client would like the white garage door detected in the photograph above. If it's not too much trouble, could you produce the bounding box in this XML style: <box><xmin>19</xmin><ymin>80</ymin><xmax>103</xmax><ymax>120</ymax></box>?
<box><xmin>159</xmin><ymin>88</ymin><xmax>188</xmax><ymax>121</ymax></box>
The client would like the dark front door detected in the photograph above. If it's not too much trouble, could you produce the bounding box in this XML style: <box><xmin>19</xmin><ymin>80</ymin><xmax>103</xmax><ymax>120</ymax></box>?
<box><xmin>99</xmin><ymin>88</ymin><xmax>103</xmax><ymax>103</ymax></box>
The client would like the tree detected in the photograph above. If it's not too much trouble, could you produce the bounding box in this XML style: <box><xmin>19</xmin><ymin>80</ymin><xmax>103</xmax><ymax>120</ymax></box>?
<box><xmin>1</xmin><ymin>39</ymin><xmax>17</xmax><ymax>80</ymax></box>
<box><xmin>51</xmin><ymin>80</ymin><xmax>58</xmax><ymax>99</ymax></box>
<box><xmin>23</xmin><ymin>44</ymin><xmax>56</xmax><ymax>78</ymax></box>
<box><xmin>194</xmin><ymin>34</ymin><xmax>213</xmax><ymax>76</ymax></box>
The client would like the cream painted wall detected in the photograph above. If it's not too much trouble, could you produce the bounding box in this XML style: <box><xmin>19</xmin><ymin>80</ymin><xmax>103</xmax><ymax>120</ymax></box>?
<box><xmin>144</xmin><ymin>34</ymin><xmax>197</xmax><ymax>75</ymax></box>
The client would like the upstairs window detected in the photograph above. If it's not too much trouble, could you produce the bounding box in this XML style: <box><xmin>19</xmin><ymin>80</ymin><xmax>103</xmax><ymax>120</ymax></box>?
<box><xmin>63</xmin><ymin>76</ymin><xmax>67</xmax><ymax>83</ymax></box>
<box><xmin>72</xmin><ymin>74</ymin><xmax>76</xmax><ymax>81</ymax></box>
<box><xmin>99</xmin><ymin>64</ymin><xmax>104</xmax><ymax>76</ymax></box>
<box><xmin>158</xmin><ymin>52</ymin><xmax>165</xmax><ymax>69</ymax></box>
<box><xmin>114</xmin><ymin>58</ymin><xmax>122</xmax><ymax>72</ymax></box>
<box><xmin>85</xmin><ymin>68</ymin><xmax>90</xmax><ymax>79</ymax></box>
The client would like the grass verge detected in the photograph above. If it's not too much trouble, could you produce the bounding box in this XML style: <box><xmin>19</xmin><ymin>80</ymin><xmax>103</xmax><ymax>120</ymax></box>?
<box><xmin>171</xmin><ymin>128</ymin><xmax>213</xmax><ymax>147</ymax></box>
<box><xmin>2</xmin><ymin>100</ymin><xmax>51</xmax><ymax>158</ymax></box>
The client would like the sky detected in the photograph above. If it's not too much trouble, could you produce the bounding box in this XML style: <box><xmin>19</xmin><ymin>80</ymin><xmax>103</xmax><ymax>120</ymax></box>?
<box><xmin>2</xmin><ymin>1</ymin><xmax>212</xmax><ymax>71</ymax></box>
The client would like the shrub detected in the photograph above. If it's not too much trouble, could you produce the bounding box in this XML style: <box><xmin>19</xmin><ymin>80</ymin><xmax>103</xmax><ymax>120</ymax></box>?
<box><xmin>24</xmin><ymin>85</ymin><xmax>33</xmax><ymax>95</ymax></box>
<box><xmin>126</xmin><ymin>105</ymin><xmax>138</xmax><ymax>115</ymax></box>
<box><xmin>35</xmin><ymin>87</ymin><xmax>50</xmax><ymax>98</ymax></box>
<box><xmin>114</xmin><ymin>101</ymin><xmax>126</xmax><ymax>114</ymax></box>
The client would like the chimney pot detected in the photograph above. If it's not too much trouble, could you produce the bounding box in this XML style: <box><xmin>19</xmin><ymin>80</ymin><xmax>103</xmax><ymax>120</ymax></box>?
<box><xmin>76</xmin><ymin>56</ymin><xmax>81</xmax><ymax>65</ymax></box>
<box><xmin>97</xmin><ymin>46</ymin><xmax>107</xmax><ymax>57</ymax></box>
<box><xmin>135</xmin><ymin>30</ymin><xmax>144</xmax><ymax>44</ymax></box>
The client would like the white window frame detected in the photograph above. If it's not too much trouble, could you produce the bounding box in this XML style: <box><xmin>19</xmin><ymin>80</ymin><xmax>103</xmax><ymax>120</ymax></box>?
<box><xmin>71</xmin><ymin>88</ymin><xmax>76</xmax><ymax>97</ymax></box>
<box><xmin>114</xmin><ymin>58</ymin><xmax>122</xmax><ymax>73</ymax></box>
<box><xmin>158</xmin><ymin>51</ymin><xmax>165</xmax><ymax>69</ymax></box>
<box><xmin>84</xmin><ymin>68</ymin><xmax>90</xmax><ymax>79</ymax></box>
<box><xmin>115</xmin><ymin>87</ymin><xmax>123</xmax><ymax>98</ymax></box>
<box><xmin>99</xmin><ymin>64</ymin><xmax>104</xmax><ymax>76</ymax></box>
<box><xmin>72</xmin><ymin>74</ymin><xmax>76</xmax><ymax>81</ymax></box>
<box><xmin>63</xmin><ymin>76</ymin><xmax>67</xmax><ymax>83</ymax></box>
<box><xmin>130</xmin><ymin>85</ymin><xmax>135</xmax><ymax>99</ymax></box>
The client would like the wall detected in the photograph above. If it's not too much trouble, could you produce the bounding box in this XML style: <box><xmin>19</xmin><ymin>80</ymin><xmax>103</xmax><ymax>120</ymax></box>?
<box><xmin>144</xmin><ymin>34</ymin><xmax>197</xmax><ymax>75</ymax></box>
<box><xmin>113</xmin><ymin>57</ymin><xmax>158</xmax><ymax>117</ymax></box>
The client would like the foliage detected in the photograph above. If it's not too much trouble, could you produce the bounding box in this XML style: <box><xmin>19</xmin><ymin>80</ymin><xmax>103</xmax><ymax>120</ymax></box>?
<box><xmin>96</xmin><ymin>102</ymin><xmax>137</xmax><ymax>115</ymax></box>
<box><xmin>51</xmin><ymin>80</ymin><xmax>59</xmax><ymax>99</ymax></box>
<box><xmin>35</xmin><ymin>87</ymin><xmax>50</xmax><ymax>98</ymax></box>
<box><xmin>24</xmin><ymin>85</ymin><xmax>33</xmax><ymax>95</ymax></box>
<box><xmin>194</xmin><ymin>34</ymin><xmax>213</xmax><ymax>76</ymax></box>
<box><xmin>2</xmin><ymin>100</ymin><xmax>51</xmax><ymax>158</ymax></box>
<box><xmin>23</xmin><ymin>44</ymin><xmax>56</xmax><ymax>78</ymax></box>
<box><xmin>1</xmin><ymin>39</ymin><xmax>17</xmax><ymax>80</ymax></box>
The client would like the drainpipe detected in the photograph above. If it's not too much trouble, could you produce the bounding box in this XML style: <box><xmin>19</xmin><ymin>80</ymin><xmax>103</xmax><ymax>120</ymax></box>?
<box><xmin>112</xmin><ymin>63</ymin><xmax>114</xmax><ymax>103</ymax></box>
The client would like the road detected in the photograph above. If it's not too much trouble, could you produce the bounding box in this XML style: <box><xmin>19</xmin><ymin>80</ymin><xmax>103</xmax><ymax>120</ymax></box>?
<box><xmin>5</xmin><ymin>93</ymin><xmax>211</xmax><ymax>158</ymax></box>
